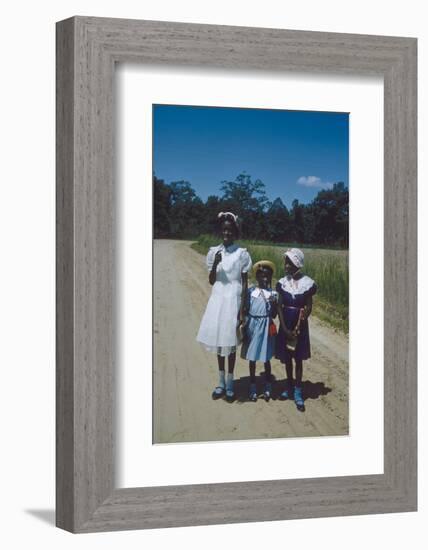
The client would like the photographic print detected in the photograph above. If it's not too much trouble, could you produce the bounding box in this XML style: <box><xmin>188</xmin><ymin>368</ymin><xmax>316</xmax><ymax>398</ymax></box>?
<box><xmin>153</xmin><ymin>104</ymin><xmax>349</xmax><ymax>444</ymax></box>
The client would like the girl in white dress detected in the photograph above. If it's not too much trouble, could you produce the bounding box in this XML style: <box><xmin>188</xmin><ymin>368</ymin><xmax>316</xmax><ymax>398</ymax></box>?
<box><xmin>196</xmin><ymin>212</ymin><xmax>252</xmax><ymax>402</ymax></box>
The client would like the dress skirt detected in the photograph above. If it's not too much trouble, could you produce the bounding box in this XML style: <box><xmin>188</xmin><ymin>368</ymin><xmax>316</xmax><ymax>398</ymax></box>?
<box><xmin>240</xmin><ymin>288</ymin><xmax>276</xmax><ymax>362</ymax></box>
<box><xmin>275</xmin><ymin>307</ymin><xmax>311</xmax><ymax>363</ymax></box>
<box><xmin>197</xmin><ymin>279</ymin><xmax>241</xmax><ymax>356</ymax></box>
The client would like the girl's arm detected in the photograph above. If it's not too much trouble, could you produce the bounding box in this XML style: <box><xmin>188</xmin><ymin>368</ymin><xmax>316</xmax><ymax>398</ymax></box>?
<box><xmin>268</xmin><ymin>293</ymin><xmax>278</xmax><ymax>319</ymax></box>
<box><xmin>276</xmin><ymin>292</ymin><xmax>287</xmax><ymax>332</ymax></box>
<box><xmin>277</xmin><ymin>292</ymin><xmax>294</xmax><ymax>337</ymax></box>
<box><xmin>208</xmin><ymin>251</ymin><xmax>222</xmax><ymax>285</ymax></box>
<box><xmin>302</xmin><ymin>295</ymin><xmax>313</xmax><ymax>320</ymax></box>
<box><xmin>240</xmin><ymin>272</ymin><xmax>249</xmax><ymax>321</ymax></box>
<box><xmin>271</xmin><ymin>302</ymin><xmax>278</xmax><ymax>319</ymax></box>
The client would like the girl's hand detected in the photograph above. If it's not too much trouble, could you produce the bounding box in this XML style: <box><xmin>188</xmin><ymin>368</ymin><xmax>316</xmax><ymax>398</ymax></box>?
<box><xmin>300</xmin><ymin>307</ymin><xmax>307</xmax><ymax>321</ymax></box>
<box><xmin>214</xmin><ymin>251</ymin><xmax>222</xmax><ymax>265</ymax></box>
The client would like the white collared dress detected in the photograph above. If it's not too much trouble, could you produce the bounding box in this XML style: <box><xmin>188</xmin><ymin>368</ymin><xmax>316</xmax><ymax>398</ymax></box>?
<box><xmin>240</xmin><ymin>286</ymin><xmax>277</xmax><ymax>362</ymax></box>
<box><xmin>196</xmin><ymin>243</ymin><xmax>252</xmax><ymax>357</ymax></box>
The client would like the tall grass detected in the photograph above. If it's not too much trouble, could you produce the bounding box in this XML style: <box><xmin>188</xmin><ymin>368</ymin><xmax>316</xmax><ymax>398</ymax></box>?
<box><xmin>191</xmin><ymin>234</ymin><xmax>349</xmax><ymax>333</ymax></box>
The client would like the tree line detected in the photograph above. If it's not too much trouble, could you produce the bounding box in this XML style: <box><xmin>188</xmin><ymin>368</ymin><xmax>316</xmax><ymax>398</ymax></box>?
<box><xmin>154</xmin><ymin>172</ymin><xmax>349</xmax><ymax>247</ymax></box>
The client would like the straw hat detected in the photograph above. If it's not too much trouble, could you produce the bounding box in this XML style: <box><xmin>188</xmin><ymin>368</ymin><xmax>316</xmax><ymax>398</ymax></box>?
<box><xmin>253</xmin><ymin>260</ymin><xmax>276</xmax><ymax>276</ymax></box>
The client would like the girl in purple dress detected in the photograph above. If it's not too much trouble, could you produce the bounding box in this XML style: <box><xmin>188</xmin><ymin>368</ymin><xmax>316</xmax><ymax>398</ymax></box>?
<box><xmin>275</xmin><ymin>248</ymin><xmax>317</xmax><ymax>412</ymax></box>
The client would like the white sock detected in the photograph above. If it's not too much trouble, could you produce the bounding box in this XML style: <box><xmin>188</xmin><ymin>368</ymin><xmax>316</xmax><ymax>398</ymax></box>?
<box><xmin>226</xmin><ymin>373</ymin><xmax>234</xmax><ymax>391</ymax></box>
<box><xmin>218</xmin><ymin>370</ymin><xmax>226</xmax><ymax>388</ymax></box>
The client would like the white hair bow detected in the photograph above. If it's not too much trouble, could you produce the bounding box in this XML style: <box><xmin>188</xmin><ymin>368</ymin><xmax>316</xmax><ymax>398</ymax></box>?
<box><xmin>218</xmin><ymin>211</ymin><xmax>238</xmax><ymax>222</ymax></box>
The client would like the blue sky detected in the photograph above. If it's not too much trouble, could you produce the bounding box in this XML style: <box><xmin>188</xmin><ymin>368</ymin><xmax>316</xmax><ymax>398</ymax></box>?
<box><xmin>153</xmin><ymin>104</ymin><xmax>349</xmax><ymax>209</ymax></box>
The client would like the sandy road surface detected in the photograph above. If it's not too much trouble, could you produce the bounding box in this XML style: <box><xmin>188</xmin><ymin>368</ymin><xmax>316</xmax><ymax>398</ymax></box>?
<box><xmin>153</xmin><ymin>240</ymin><xmax>349</xmax><ymax>444</ymax></box>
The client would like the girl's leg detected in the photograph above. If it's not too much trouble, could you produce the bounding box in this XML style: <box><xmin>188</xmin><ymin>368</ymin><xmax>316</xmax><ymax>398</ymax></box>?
<box><xmin>225</xmin><ymin>352</ymin><xmax>236</xmax><ymax>402</ymax></box>
<box><xmin>212</xmin><ymin>354</ymin><xmax>226</xmax><ymax>400</ymax></box>
<box><xmin>295</xmin><ymin>359</ymin><xmax>303</xmax><ymax>387</ymax></box>
<box><xmin>217</xmin><ymin>353</ymin><xmax>226</xmax><ymax>388</ymax></box>
<box><xmin>280</xmin><ymin>360</ymin><xmax>294</xmax><ymax>400</ymax></box>
<box><xmin>249</xmin><ymin>361</ymin><xmax>256</xmax><ymax>383</ymax></box>
<box><xmin>294</xmin><ymin>359</ymin><xmax>305</xmax><ymax>411</ymax></box>
<box><xmin>264</xmin><ymin>361</ymin><xmax>272</xmax><ymax>381</ymax></box>
<box><xmin>217</xmin><ymin>354</ymin><xmax>225</xmax><ymax>372</ymax></box>
<box><xmin>285</xmin><ymin>361</ymin><xmax>293</xmax><ymax>383</ymax></box>
<box><xmin>227</xmin><ymin>352</ymin><xmax>236</xmax><ymax>374</ymax></box>
<box><xmin>249</xmin><ymin>361</ymin><xmax>257</xmax><ymax>401</ymax></box>
<box><xmin>263</xmin><ymin>361</ymin><xmax>272</xmax><ymax>401</ymax></box>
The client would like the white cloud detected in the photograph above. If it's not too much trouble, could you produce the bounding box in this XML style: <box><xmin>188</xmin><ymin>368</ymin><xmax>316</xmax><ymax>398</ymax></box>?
<box><xmin>297</xmin><ymin>176</ymin><xmax>333</xmax><ymax>189</ymax></box>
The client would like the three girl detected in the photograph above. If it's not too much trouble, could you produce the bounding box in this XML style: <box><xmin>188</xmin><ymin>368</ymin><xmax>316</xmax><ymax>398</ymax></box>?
<box><xmin>197</xmin><ymin>213</ymin><xmax>316</xmax><ymax>411</ymax></box>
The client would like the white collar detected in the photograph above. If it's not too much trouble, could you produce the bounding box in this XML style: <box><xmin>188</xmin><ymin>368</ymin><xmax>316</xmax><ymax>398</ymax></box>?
<box><xmin>219</xmin><ymin>243</ymin><xmax>238</xmax><ymax>254</ymax></box>
<box><xmin>251</xmin><ymin>287</ymin><xmax>272</xmax><ymax>298</ymax></box>
<box><xmin>279</xmin><ymin>275</ymin><xmax>315</xmax><ymax>295</ymax></box>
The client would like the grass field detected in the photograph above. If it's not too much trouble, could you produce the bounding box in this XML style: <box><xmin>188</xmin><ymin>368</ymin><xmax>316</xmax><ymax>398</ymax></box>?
<box><xmin>191</xmin><ymin>234</ymin><xmax>349</xmax><ymax>333</ymax></box>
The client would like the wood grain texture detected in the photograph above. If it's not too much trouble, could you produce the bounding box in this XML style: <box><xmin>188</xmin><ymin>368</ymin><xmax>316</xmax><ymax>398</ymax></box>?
<box><xmin>56</xmin><ymin>17</ymin><xmax>75</xmax><ymax>531</ymax></box>
<box><xmin>56</xmin><ymin>16</ymin><xmax>417</xmax><ymax>533</ymax></box>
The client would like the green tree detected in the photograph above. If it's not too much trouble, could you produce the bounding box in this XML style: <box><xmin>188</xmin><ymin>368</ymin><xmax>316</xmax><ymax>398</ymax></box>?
<box><xmin>153</xmin><ymin>172</ymin><xmax>349</xmax><ymax>246</ymax></box>
<box><xmin>169</xmin><ymin>180</ymin><xmax>205</xmax><ymax>237</ymax></box>
<box><xmin>311</xmin><ymin>182</ymin><xmax>349</xmax><ymax>246</ymax></box>
<box><xmin>203</xmin><ymin>195</ymin><xmax>223</xmax><ymax>234</ymax></box>
<box><xmin>170</xmin><ymin>180</ymin><xmax>197</xmax><ymax>205</ymax></box>
<box><xmin>290</xmin><ymin>199</ymin><xmax>306</xmax><ymax>242</ymax></box>
<box><xmin>265</xmin><ymin>197</ymin><xmax>291</xmax><ymax>242</ymax></box>
<box><xmin>220</xmin><ymin>173</ymin><xmax>269</xmax><ymax>238</ymax></box>
<box><xmin>153</xmin><ymin>175</ymin><xmax>172</xmax><ymax>237</ymax></box>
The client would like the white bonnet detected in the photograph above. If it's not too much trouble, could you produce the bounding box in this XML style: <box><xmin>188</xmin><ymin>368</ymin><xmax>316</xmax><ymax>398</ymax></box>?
<box><xmin>284</xmin><ymin>248</ymin><xmax>304</xmax><ymax>269</ymax></box>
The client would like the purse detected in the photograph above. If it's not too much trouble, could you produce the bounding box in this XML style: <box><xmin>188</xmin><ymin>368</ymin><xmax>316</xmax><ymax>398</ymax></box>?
<box><xmin>269</xmin><ymin>321</ymin><xmax>277</xmax><ymax>337</ymax></box>
<box><xmin>285</xmin><ymin>307</ymin><xmax>304</xmax><ymax>352</ymax></box>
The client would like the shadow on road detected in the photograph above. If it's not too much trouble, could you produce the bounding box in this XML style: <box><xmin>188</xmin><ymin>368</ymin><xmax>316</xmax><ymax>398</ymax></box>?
<box><xmin>232</xmin><ymin>375</ymin><xmax>332</xmax><ymax>403</ymax></box>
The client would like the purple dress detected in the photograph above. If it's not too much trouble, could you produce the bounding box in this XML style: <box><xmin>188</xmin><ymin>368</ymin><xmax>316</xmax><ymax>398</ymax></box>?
<box><xmin>275</xmin><ymin>275</ymin><xmax>317</xmax><ymax>363</ymax></box>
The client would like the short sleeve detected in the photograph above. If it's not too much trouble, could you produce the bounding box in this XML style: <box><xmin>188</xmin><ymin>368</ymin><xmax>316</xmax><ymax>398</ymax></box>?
<box><xmin>240</xmin><ymin>248</ymin><xmax>252</xmax><ymax>273</ymax></box>
<box><xmin>206</xmin><ymin>247</ymin><xmax>217</xmax><ymax>272</ymax></box>
<box><xmin>303</xmin><ymin>277</ymin><xmax>317</xmax><ymax>296</ymax></box>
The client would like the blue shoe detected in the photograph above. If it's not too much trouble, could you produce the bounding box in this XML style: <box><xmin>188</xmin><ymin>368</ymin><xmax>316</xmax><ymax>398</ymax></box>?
<box><xmin>249</xmin><ymin>383</ymin><xmax>258</xmax><ymax>402</ymax></box>
<box><xmin>225</xmin><ymin>389</ymin><xmax>235</xmax><ymax>403</ymax></box>
<box><xmin>280</xmin><ymin>381</ymin><xmax>293</xmax><ymax>400</ymax></box>
<box><xmin>225</xmin><ymin>378</ymin><xmax>235</xmax><ymax>403</ymax></box>
<box><xmin>263</xmin><ymin>382</ymin><xmax>272</xmax><ymax>401</ymax></box>
<box><xmin>212</xmin><ymin>386</ymin><xmax>225</xmax><ymax>400</ymax></box>
<box><xmin>294</xmin><ymin>386</ymin><xmax>305</xmax><ymax>412</ymax></box>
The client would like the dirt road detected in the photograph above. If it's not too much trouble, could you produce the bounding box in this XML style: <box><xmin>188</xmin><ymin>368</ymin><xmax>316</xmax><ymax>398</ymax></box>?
<box><xmin>153</xmin><ymin>239</ymin><xmax>349</xmax><ymax>444</ymax></box>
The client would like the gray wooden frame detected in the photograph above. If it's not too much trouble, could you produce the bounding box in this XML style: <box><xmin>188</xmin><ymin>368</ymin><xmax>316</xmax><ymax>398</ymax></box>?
<box><xmin>56</xmin><ymin>16</ymin><xmax>417</xmax><ymax>533</ymax></box>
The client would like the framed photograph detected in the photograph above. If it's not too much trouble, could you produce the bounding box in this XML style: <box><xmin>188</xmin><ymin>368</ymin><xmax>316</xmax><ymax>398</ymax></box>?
<box><xmin>56</xmin><ymin>16</ymin><xmax>417</xmax><ymax>532</ymax></box>
<box><xmin>151</xmin><ymin>104</ymin><xmax>350</xmax><ymax>444</ymax></box>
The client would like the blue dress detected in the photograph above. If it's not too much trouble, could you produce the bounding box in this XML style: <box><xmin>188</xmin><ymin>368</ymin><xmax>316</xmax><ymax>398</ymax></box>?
<box><xmin>240</xmin><ymin>287</ymin><xmax>277</xmax><ymax>362</ymax></box>
<box><xmin>275</xmin><ymin>275</ymin><xmax>317</xmax><ymax>363</ymax></box>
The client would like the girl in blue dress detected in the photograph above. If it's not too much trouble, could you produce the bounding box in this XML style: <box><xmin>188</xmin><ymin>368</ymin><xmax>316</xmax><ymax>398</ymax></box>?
<box><xmin>240</xmin><ymin>261</ymin><xmax>277</xmax><ymax>402</ymax></box>
<box><xmin>275</xmin><ymin>248</ymin><xmax>317</xmax><ymax>412</ymax></box>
